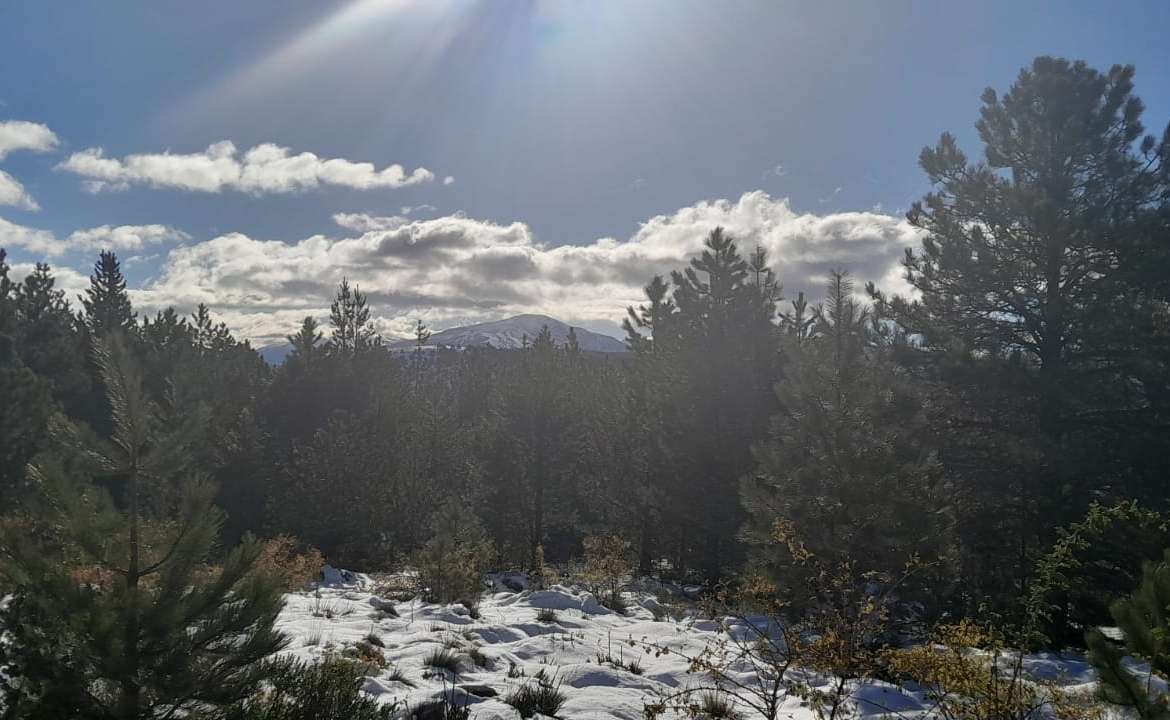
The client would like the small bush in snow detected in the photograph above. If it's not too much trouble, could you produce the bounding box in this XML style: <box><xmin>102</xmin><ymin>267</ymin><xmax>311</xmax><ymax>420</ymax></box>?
<box><xmin>363</xmin><ymin>631</ymin><xmax>385</xmax><ymax>648</ymax></box>
<box><xmin>227</xmin><ymin>656</ymin><xmax>398</xmax><ymax>720</ymax></box>
<box><xmin>698</xmin><ymin>690</ymin><xmax>741</xmax><ymax>720</ymax></box>
<box><xmin>887</xmin><ymin>620</ymin><xmax>1100</xmax><ymax>720</ymax></box>
<box><xmin>468</xmin><ymin>646</ymin><xmax>492</xmax><ymax>669</ymax></box>
<box><xmin>423</xmin><ymin>647</ymin><xmax>466</xmax><ymax>678</ymax></box>
<box><xmin>341</xmin><ymin>640</ymin><xmax>389</xmax><ymax>672</ymax></box>
<box><xmin>414</xmin><ymin>498</ymin><xmax>493</xmax><ymax>605</ymax></box>
<box><xmin>581</xmin><ymin>534</ymin><xmax>634</xmax><ymax>614</ymax></box>
<box><xmin>504</xmin><ymin>669</ymin><xmax>567</xmax><ymax>718</ymax></box>
<box><xmin>536</xmin><ymin>607</ymin><xmax>559</xmax><ymax>624</ymax></box>
<box><xmin>254</xmin><ymin>534</ymin><xmax>325</xmax><ymax>592</ymax></box>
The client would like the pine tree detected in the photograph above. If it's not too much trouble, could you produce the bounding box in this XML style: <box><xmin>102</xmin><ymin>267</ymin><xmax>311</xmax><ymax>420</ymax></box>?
<box><xmin>869</xmin><ymin>56</ymin><xmax>1170</xmax><ymax>608</ymax></box>
<box><xmin>0</xmin><ymin>251</ymin><xmax>55</xmax><ymax>501</ymax></box>
<box><xmin>742</xmin><ymin>272</ymin><xmax>950</xmax><ymax>602</ymax></box>
<box><xmin>665</xmin><ymin>228</ymin><xmax>780</xmax><ymax>577</ymax></box>
<box><xmin>286</xmin><ymin>316</ymin><xmax>323</xmax><ymax>369</ymax></box>
<box><xmin>191</xmin><ymin>303</ymin><xmax>233</xmax><ymax>353</ymax></box>
<box><xmin>81</xmin><ymin>251</ymin><xmax>136</xmax><ymax>337</ymax></box>
<box><xmin>15</xmin><ymin>263</ymin><xmax>92</xmax><ymax>414</ymax></box>
<box><xmin>0</xmin><ymin>334</ymin><xmax>286</xmax><ymax>719</ymax></box>
<box><xmin>413</xmin><ymin>318</ymin><xmax>431</xmax><ymax>351</ymax></box>
<box><xmin>1086</xmin><ymin>550</ymin><xmax>1170</xmax><ymax>719</ymax></box>
<box><xmin>326</xmin><ymin>278</ymin><xmax>380</xmax><ymax>357</ymax></box>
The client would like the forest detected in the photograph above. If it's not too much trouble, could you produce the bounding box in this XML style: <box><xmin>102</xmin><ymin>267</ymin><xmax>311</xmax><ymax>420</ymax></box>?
<box><xmin>2</xmin><ymin>56</ymin><xmax>1170</xmax><ymax>719</ymax></box>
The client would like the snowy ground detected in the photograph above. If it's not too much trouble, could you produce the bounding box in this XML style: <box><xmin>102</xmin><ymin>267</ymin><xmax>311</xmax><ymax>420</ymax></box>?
<box><xmin>274</xmin><ymin>570</ymin><xmax>1106</xmax><ymax>719</ymax></box>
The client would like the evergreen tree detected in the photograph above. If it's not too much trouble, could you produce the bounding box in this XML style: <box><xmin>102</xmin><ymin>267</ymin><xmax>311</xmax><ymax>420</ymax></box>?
<box><xmin>1086</xmin><ymin>550</ymin><xmax>1170</xmax><ymax>719</ymax></box>
<box><xmin>286</xmin><ymin>316</ymin><xmax>323</xmax><ymax>369</ymax></box>
<box><xmin>191</xmin><ymin>303</ymin><xmax>234</xmax><ymax>353</ymax></box>
<box><xmin>0</xmin><ymin>251</ymin><xmax>55</xmax><ymax>501</ymax></box>
<box><xmin>622</xmin><ymin>275</ymin><xmax>684</xmax><ymax>573</ymax></box>
<box><xmin>870</xmin><ymin>56</ymin><xmax>1170</xmax><ymax>608</ymax></box>
<box><xmin>742</xmin><ymin>272</ymin><xmax>950</xmax><ymax>603</ymax></box>
<box><xmin>413</xmin><ymin>318</ymin><xmax>431</xmax><ymax>351</ymax></box>
<box><xmin>662</xmin><ymin>228</ymin><xmax>780</xmax><ymax>577</ymax></box>
<box><xmin>81</xmin><ymin>251</ymin><xmax>136</xmax><ymax>337</ymax></box>
<box><xmin>326</xmin><ymin>278</ymin><xmax>379</xmax><ymax>357</ymax></box>
<box><xmin>0</xmin><ymin>334</ymin><xmax>286</xmax><ymax>719</ymax></box>
<box><xmin>13</xmin><ymin>263</ymin><xmax>91</xmax><ymax>414</ymax></box>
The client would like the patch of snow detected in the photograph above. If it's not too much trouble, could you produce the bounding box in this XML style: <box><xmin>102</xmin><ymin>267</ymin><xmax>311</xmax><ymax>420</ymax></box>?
<box><xmin>269</xmin><ymin>572</ymin><xmax>1120</xmax><ymax>719</ymax></box>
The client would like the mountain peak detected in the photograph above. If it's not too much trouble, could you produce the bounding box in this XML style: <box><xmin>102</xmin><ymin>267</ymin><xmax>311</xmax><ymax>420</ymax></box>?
<box><xmin>393</xmin><ymin>314</ymin><xmax>627</xmax><ymax>353</ymax></box>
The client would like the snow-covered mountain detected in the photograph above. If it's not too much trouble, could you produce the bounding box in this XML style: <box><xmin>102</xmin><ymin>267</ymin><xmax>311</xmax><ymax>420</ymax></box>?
<box><xmin>390</xmin><ymin>314</ymin><xmax>627</xmax><ymax>353</ymax></box>
<box><xmin>257</xmin><ymin>314</ymin><xmax>627</xmax><ymax>363</ymax></box>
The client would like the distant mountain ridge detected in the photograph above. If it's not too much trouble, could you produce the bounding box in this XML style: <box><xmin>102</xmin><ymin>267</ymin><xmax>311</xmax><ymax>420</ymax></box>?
<box><xmin>388</xmin><ymin>314</ymin><xmax>627</xmax><ymax>353</ymax></box>
<box><xmin>257</xmin><ymin>314</ymin><xmax>626</xmax><ymax>363</ymax></box>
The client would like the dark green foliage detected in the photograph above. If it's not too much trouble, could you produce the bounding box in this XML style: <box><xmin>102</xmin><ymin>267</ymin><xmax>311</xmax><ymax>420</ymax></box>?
<box><xmin>225</xmin><ymin>656</ymin><xmax>396</xmax><ymax>720</ymax></box>
<box><xmin>0</xmin><ymin>335</ymin><xmax>286</xmax><ymax>720</ymax></box>
<box><xmin>622</xmin><ymin>230</ymin><xmax>780</xmax><ymax>578</ymax></box>
<box><xmin>1029</xmin><ymin>502</ymin><xmax>1170</xmax><ymax>648</ymax></box>
<box><xmin>269</xmin><ymin>414</ymin><xmax>401</xmax><ymax>567</ymax></box>
<box><xmin>326</xmin><ymin>278</ymin><xmax>380</xmax><ymax>357</ymax></box>
<box><xmin>1086</xmin><ymin>550</ymin><xmax>1170</xmax><ymax>719</ymax></box>
<box><xmin>742</xmin><ymin>272</ymin><xmax>952</xmax><ymax>605</ymax></box>
<box><xmin>81</xmin><ymin>250</ymin><xmax>137</xmax><ymax>337</ymax></box>
<box><xmin>871</xmin><ymin>56</ymin><xmax>1170</xmax><ymax>613</ymax></box>
<box><xmin>12</xmin><ymin>262</ymin><xmax>91</xmax><ymax>414</ymax></box>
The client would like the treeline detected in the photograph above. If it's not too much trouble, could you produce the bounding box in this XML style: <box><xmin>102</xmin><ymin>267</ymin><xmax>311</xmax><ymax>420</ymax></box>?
<box><xmin>1</xmin><ymin>55</ymin><xmax>1169</xmax><ymax>639</ymax></box>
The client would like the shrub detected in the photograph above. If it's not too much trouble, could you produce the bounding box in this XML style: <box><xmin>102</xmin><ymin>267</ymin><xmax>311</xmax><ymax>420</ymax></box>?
<box><xmin>581</xmin><ymin>534</ymin><xmax>633</xmax><ymax>613</ymax></box>
<box><xmin>698</xmin><ymin>690</ymin><xmax>741</xmax><ymax>720</ymax></box>
<box><xmin>468</xmin><ymin>646</ymin><xmax>491</xmax><ymax>669</ymax></box>
<box><xmin>1028</xmin><ymin>501</ymin><xmax>1170</xmax><ymax>648</ymax></box>
<box><xmin>254</xmin><ymin>534</ymin><xmax>326</xmax><ymax>593</ymax></box>
<box><xmin>1086</xmin><ymin>550</ymin><xmax>1170</xmax><ymax>719</ymax></box>
<box><xmin>363</xmin><ymin>631</ymin><xmax>384</xmax><ymax>648</ymax></box>
<box><xmin>423</xmin><ymin>647</ymin><xmax>466</xmax><ymax>678</ymax></box>
<box><xmin>504</xmin><ymin>669</ymin><xmax>567</xmax><ymax>718</ymax></box>
<box><xmin>414</xmin><ymin>499</ymin><xmax>493</xmax><ymax>605</ymax></box>
<box><xmin>226</xmin><ymin>656</ymin><xmax>398</xmax><ymax>720</ymax></box>
<box><xmin>410</xmin><ymin>683</ymin><xmax>472</xmax><ymax>720</ymax></box>
<box><xmin>341</xmin><ymin>640</ymin><xmax>388</xmax><ymax>673</ymax></box>
<box><xmin>385</xmin><ymin>664</ymin><xmax>416</xmax><ymax>688</ymax></box>
<box><xmin>536</xmin><ymin>607</ymin><xmax>559</xmax><ymax>624</ymax></box>
<box><xmin>886</xmin><ymin>620</ymin><xmax>1098</xmax><ymax>720</ymax></box>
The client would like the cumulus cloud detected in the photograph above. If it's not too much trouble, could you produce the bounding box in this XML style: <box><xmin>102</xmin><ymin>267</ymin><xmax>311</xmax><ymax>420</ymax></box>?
<box><xmin>0</xmin><ymin>170</ymin><xmax>39</xmax><ymax>211</ymax></box>
<box><xmin>332</xmin><ymin>212</ymin><xmax>410</xmax><ymax>232</ymax></box>
<box><xmin>122</xmin><ymin>191</ymin><xmax>920</xmax><ymax>345</ymax></box>
<box><xmin>65</xmin><ymin>224</ymin><xmax>190</xmax><ymax>252</ymax></box>
<box><xmin>0</xmin><ymin>216</ymin><xmax>188</xmax><ymax>256</ymax></box>
<box><xmin>0</xmin><ymin>216</ymin><xmax>59</xmax><ymax>255</ymax></box>
<box><xmin>58</xmin><ymin>140</ymin><xmax>441</xmax><ymax>195</ymax></box>
<box><xmin>0</xmin><ymin>120</ymin><xmax>59</xmax><ymax>159</ymax></box>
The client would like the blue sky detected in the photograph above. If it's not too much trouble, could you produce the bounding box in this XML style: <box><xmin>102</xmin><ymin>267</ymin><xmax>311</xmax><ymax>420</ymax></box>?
<box><xmin>1</xmin><ymin>1</ymin><xmax>1168</xmax><ymax>343</ymax></box>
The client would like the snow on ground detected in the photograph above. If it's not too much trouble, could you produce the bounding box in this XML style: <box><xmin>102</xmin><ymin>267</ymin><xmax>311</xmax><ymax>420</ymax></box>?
<box><xmin>271</xmin><ymin>570</ymin><xmax>1106</xmax><ymax>719</ymax></box>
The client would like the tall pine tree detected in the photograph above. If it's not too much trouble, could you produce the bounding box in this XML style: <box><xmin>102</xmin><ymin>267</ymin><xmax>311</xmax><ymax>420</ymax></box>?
<box><xmin>81</xmin><ymin>251</ymin><xmax>136</xmax><ymax>338</ymax></box>
<box><xmin>870</xmin><ymin>57</ymin><xmax>1170</xmax><ymax>608</ymax></box>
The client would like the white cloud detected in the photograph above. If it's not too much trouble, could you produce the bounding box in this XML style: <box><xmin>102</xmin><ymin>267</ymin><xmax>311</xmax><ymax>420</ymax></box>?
<box><xmin>58</xmin><ymin>141</ymin><xmax>442</xmax><ymax>195</ymax></box>
<box><xmin>126</xmin><ymin>191</ymin><xmax>920</xmax><ymax>345</ymax></box>
<box><xmin>0</xmin><ymin>216</ymin><xmax>188</xmax><ymax>256</ymax></box>
<box><xmin>0</xmin><ymin>170</ymin><xmax>39</xmax><ymax>211</ymax></box>
<box><xmin>65</xmin><ymin>224</ymin><xmax>190</xmax><ymax>252</ymax></box>
<box><xmin>0</xmin><ymin>216</ymin><xmax>59</xmax><ymax>256</ymax></box>
<box><xmin>332</xmin><ymin>212</ymin><xmax>410</xmax><ymax>232</ymax></box>
<box><xmin>0</xmin><ymin>120</ymin><xmax>58</xmax><ymax>159</ymax></box>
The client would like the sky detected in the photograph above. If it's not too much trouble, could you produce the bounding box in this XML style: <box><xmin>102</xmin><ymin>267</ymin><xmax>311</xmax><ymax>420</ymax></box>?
<box><xmin>1</xmin><ymin>0</ymin><xmax>1168</xmax><ymax>345</ymax></box>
